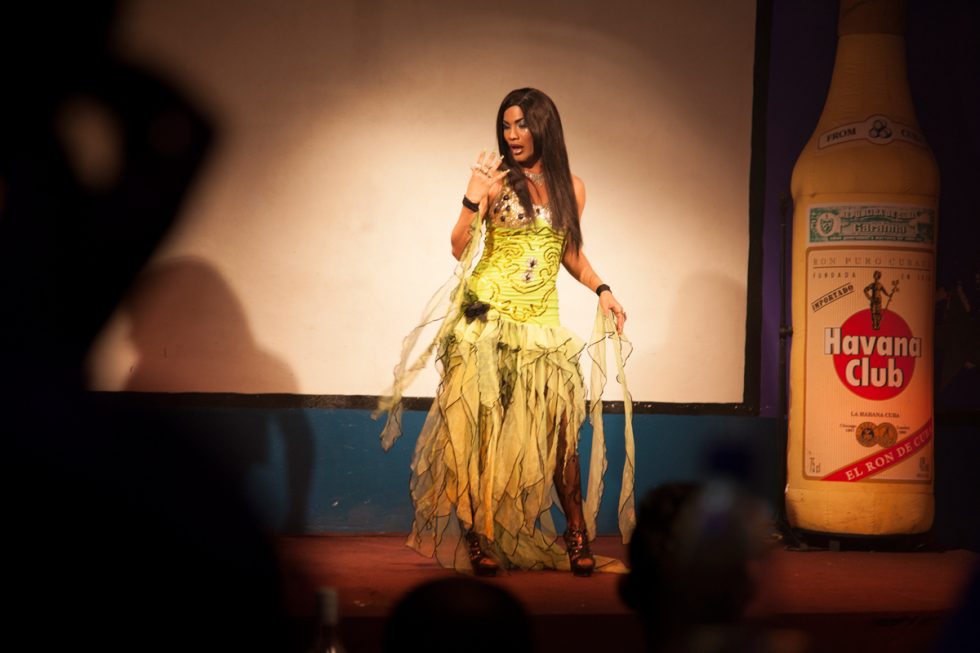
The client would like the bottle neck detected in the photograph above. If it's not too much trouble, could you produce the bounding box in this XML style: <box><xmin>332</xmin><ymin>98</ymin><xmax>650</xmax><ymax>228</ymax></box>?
<box><xmin>818</xmin><ymin>33</ymin><xmax>918</xmax><ymax>129</ymax></box>
<box><xmin>838</xmin><ymin>0</ymin><xmax>905</xmax><ymax>37</ymax></box>
<box><xmin>791</xmin><ymin>0</ymin><xmax>937</xmax><ymax>199</ymax></box>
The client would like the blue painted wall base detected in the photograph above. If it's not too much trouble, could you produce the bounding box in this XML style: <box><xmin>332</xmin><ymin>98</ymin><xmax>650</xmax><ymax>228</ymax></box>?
<box><xmin>161</xmin><ymin>405</ymin><xmax>977</xmax><ymax>549</ymax></box>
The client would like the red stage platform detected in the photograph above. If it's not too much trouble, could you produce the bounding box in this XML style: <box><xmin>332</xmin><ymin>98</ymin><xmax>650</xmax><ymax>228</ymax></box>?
<box><xmin>277</xmin><ymin>535</ymin><xmax>976</xmax><ymax>653</ymax></box>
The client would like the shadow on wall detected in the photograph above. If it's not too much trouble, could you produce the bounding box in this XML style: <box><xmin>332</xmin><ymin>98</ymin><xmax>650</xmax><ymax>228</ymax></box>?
<box><xmin>125</xmin><ymin>257</ymin><xmax>296</xmax><ymax>392</ymax></box>
<box><xmin>124</xmin><ymin>257</ymin><xmax>316</xmax><ymax>533</ymax></box>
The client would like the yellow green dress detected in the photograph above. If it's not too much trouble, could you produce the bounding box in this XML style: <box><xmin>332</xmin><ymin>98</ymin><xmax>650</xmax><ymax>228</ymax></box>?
<box><xmin>377</xmin><ymin>182</ymin><xmax>635</xmax><ymax>572</ymax></box>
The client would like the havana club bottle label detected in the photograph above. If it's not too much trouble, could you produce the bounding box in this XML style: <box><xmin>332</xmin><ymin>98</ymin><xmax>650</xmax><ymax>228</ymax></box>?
<box><xmin>803</xmin><ymin>204</ymin><xmax>935</xmax><ymax>483</ymax></box>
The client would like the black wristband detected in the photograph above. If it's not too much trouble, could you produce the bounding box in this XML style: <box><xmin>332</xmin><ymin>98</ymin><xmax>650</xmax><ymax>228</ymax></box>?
<box><xmin>462</xmin><ymin>195</ymin><xmax>480</xmax><ymax>212</ymax></box>
<box><xmin>595</xmin><ymin>284</ymin><xmax>611</xmax><ymax>296</ymax></box>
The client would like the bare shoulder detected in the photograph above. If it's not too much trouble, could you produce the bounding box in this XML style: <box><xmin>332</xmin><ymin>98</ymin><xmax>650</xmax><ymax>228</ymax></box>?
<box><xmin>572</xmin><ymin>174</ymin><xmax>586</xmax><ymax>212</ymax></box>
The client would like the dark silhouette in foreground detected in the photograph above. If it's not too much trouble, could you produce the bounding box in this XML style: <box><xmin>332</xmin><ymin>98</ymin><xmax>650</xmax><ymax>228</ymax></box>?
<box><xmin>384</xmin><ymin>577</ymin><xmax>533</xmax><ymax>653</ymax></box>
<box><xmin>2</xmin><ymin>3</ymin><xmax>291</xmax><ymax>650</ymax></box>
<box><xmin>620</xmin><ymin>483</ymin><xmax>799</xmax><ymax>653</ymax></box>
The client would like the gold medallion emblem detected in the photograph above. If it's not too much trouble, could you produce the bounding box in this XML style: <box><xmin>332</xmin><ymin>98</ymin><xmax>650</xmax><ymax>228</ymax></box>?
<box><xmin>874</xmin><ymin>422</ymin><xmax>898</xmax><ymax>448</ymax></box>
<box><xmin>856</xmin><ymin>422</ymin><xmax>877</xmax><ymax>447</ymax></box>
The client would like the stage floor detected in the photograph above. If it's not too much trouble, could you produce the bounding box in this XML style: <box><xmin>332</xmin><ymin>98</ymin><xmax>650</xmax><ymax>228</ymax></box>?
<box><xmin>277</xmin><ymin>535</ymin><xmax>977</xmax><ymax>652</ymax></box>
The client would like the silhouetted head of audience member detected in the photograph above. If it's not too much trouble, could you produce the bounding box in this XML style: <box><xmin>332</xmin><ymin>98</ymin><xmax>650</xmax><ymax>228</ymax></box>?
<box><xmin>384</xmin><ymin>577</ymin><xmax>533</xmax><ymax>653</ymax></box>
<box><xmin>620</xmin><ymin>482</ymin><xmax>770</xmax><ymax>651</ymax></box>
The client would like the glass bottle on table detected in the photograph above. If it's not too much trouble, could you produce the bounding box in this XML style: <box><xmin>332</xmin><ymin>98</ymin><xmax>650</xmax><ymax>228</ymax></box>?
<box><xmin>309</xmin><ymin>587</ymin><xmax>347</xmax><ymax>653</ymax></box>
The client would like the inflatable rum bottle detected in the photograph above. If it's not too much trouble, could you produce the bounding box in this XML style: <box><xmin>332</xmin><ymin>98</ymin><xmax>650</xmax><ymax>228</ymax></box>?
<box><xmin>786</xmin><ymin>0</ymin><xmax>938</xmax><ymax>535</ymax></box>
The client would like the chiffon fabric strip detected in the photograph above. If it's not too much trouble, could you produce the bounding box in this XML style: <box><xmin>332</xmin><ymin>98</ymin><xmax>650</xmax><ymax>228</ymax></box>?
<box><xmin>374</xmin><ymin>210</ymin><xmax>635</xmax><ymax>572</ymax></box>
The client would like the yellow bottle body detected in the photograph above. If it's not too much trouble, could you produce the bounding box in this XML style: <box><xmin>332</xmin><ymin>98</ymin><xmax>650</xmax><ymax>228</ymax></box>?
<box><xmin>786</xmin><ymin>25</ymin><xmax>939</xmax><ymax>535</ymax></box>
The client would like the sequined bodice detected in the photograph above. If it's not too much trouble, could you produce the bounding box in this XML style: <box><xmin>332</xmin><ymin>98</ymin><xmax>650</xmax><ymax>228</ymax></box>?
<box><xmin>486</xmin><ymin>185</ymin><xmax>554</xmax><ymax>228</ymax></box>
<box><xmin>468</xmin><ymin>184</ymin><xmax>565</xmax><ymax>325</ymax></box>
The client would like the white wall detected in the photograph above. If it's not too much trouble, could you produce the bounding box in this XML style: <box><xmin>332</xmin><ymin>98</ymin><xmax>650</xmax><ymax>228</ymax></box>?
<box><xmin>87</xmin><ymin>0</ymin><xmax>756</xmax><ymax>402</ymax></box>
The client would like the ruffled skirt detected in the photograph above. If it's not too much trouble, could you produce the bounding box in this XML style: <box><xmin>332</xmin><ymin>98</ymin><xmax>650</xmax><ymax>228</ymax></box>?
<box><xmin>412</xmin><ymin>311</ymin><xmax>592</xmax><ymax>570</ymax></box>
<box><xmin>376</xmin><ymin>214</ymin><xmax>635</xmax><ymax>572</ymax></box>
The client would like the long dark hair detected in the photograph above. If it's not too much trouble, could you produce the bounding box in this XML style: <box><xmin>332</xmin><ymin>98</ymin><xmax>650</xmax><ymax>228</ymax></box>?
<box><xmin>495</xmin><ymin>88</ymin><xmax>583</xmax><ymax>253</ymax></box>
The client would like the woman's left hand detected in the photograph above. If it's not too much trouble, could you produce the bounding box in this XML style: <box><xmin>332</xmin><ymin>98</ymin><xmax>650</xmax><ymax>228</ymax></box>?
<box><xmin>600</xmin><ymin>291</ymin><xmax>626</xmax><ymax>334</ymax></box>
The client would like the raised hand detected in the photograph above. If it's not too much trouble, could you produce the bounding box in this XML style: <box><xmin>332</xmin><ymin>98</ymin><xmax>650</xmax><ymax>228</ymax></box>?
<box><xmin>464</xmin><ymin>150</ymin><xmax>507</xmax><ymax>205</ymax></box>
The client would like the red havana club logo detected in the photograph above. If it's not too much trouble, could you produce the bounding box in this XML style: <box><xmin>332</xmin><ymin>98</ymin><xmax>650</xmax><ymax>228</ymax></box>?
<box><xmin>825</xmin><ymin>310</ymin><xmax>920</xmax><ymax>399</ymax></box>
<box><xmin>823</xmin><ymin>270</ymin><xmax>921</xmax><ymax>400</ymax></box>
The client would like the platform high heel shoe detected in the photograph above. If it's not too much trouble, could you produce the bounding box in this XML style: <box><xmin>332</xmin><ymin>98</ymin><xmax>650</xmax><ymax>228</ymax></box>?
<box><xmin>563</xmin><ymin>527</ymin><xmax>595</xmax><ymax>577</ymax></box>
<box><xmin>465</xmin><ymin>531</ymin><xmax>499</xmax><ymax>577</ymax></box>
<box><xmin>554</xmin><ymin>434</ymin><xmax>595</xmax><ymax>577</ymax></box>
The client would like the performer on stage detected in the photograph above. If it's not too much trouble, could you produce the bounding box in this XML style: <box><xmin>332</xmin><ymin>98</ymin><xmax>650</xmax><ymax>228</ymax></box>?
<box><xmin>377</xmin><ymin>88</ymin><xmax>634</xmax><ymax>576</ymax></box>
